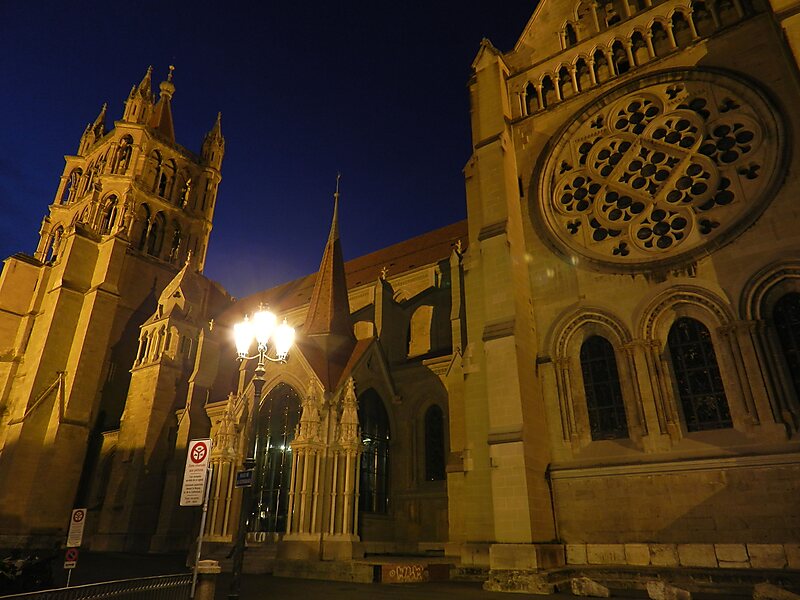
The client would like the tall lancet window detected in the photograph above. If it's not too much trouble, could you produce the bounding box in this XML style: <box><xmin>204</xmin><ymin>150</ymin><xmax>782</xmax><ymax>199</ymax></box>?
<box><xmin>580</xmin><ymin>335</ymin><xmax>629</xmax><ymax>440</ymax></box>
<box><xmin>359</xmin><ymin>389</ymin><xmax>390</xmax><ymax>514</ymax></box>
<box><xmin>773</xmin><ymin>293</ymin><xmax>800</xmax><ymax>400</ymax></box>
<box><xmin>667</xmin><ymin>317</ymin><xmax>732</xmax><ymax>431</ymax></box>
<box><xmin>251</xmin><ymin>383</ymin><xmax>301</xmax><ymax>534</ymax></box>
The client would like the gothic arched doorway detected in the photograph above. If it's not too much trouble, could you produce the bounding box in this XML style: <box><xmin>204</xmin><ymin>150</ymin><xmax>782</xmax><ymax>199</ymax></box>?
<box><xmin>250</xmin><ymin>382</ymin><xmax>301</xmax><ymax>534</ymax></box>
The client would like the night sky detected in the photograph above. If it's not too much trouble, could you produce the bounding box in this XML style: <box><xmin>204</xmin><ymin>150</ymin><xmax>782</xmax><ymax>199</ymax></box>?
<box><xmin>0</xmin><ymin>1</ymin><xmax>537</xmax><ymax>298</ymax></box>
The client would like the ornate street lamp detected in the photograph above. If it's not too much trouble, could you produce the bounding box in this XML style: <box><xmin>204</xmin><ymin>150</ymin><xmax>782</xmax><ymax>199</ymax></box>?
<box><xmin>229</xmin><ymin>305</ymin><xmax>295</xmax><ymax>600</ymax></box>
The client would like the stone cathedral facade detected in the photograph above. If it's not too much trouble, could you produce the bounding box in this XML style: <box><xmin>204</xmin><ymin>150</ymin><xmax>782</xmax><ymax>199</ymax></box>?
<box><xmin>1</xmin><ymin>0</ymin><xmax>799</xmax><ymax>588</ymax></box>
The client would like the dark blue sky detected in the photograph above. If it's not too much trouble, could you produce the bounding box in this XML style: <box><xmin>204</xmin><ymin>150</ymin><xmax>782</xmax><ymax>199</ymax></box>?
<box><xmin>0</xmin><ymin>1</ymin><xmax>537</xmax><ymax>297</ymax></box>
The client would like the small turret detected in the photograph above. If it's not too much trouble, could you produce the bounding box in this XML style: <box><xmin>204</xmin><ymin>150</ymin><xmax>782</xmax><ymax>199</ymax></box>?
<box><xmin>201</xmin><ymin>112</ymin><xmax>225</xmax><ymax>169</ymax></box>
<box><xmin>123</xmin><ymin>66</ymin><xmax>154</xmax><ymax>124</ymax></box>
<box><xmin>77</xmin><ymin>103</ymin><xmax>108</xmax><ymax>156</ymax></box>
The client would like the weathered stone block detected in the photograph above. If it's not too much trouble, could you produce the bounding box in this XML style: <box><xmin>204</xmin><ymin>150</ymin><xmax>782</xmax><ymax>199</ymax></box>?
<box><xmin>651</xmin><ymin>544</ymin><xmax>679</xmax><ymax>567</ymax></box>
<box><xmin>785</xmin><ymin>544</ymin><xmax>800</xmax><ymax>570</ymax></box>
<box><xmin>625</xmin><ymin>543</ymin><xmax>651</xmax><ymax>566</ymax></box>
<box><xmin>646</xmin><ymin>580</ymin><xmax>692</xmax><ymax>600</ymax></box>
<box><xmin>748</xmin><ymin>544</ymin><xmax>788</xmax><ymax>569</ymax></box>
<box><xmin>715</xmin><ymin>543</ymin><xmax>748</xmax><ymax>563</ymax></box>
<box><xmin>570</xmin><ymin>576</ymin><xmax>610</xmax><ymax>597</ymax></box>
<box><xmin>753</xmin><ymin>582</ymin><xmax>800</xmax><ymax>600</ymax></box>
<box><xmin>677</xmin><ymin>544</ymin><xmax>717</xmax><ymax>568</ymax></box>
<box><xmin>566</xmin><ymin>544</ymin><xmax>587</xmax><ymax>565</ymax></box>
<box><xmin>483</xmin><ymin>570</ymin><xmax>555</xmax><ymax>594</ymax></box>
<box><xmin>586</xmin><ymin>543</ymin><xmax>626</xmax><ymax>565</ymax></box>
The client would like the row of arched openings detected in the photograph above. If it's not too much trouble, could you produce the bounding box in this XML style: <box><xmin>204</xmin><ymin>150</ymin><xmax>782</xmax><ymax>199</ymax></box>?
<box><xmin>564</xmin><ymin>0</ymin><xmax>743</xmax><ymax>49</ymax></box>
<box><xmin>135</xmin><ymin>204</ymin><xmax>185</xmax><ymax>262</ymax></box>
<box><xmin>528</xmin><ymin>2</ymin><xmax>742</xmax><ymax>114</ymax></box>
<box><xmin>58</xmin><ymin>136</ymin><xmax>134</xmax><ymax>205</ymax></box>
<box><xmin>579</xmin><ymin>294</ymin><xmax>800</xmax><ymax>439</ymax></box>
<box><xmin>245</xmin><ymin>385</ymin><xmax>447</xmax><ymax>533</ymax></box>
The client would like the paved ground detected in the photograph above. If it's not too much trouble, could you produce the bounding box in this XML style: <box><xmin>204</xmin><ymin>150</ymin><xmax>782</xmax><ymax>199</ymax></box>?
<box><xmin>0</xmin><ymin>550</ymin><xmax>754</xmax><ymax>599</ymax></box>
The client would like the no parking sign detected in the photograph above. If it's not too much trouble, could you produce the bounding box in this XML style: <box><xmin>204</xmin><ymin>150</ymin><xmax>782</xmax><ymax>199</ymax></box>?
<box><xmin>64</xmin><ymin>547</ymin><xmax>79</xmax><ymax>570</ymax></box>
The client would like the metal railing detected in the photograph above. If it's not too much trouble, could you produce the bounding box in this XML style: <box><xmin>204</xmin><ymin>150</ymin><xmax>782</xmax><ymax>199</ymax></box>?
<box><xmin>1</xmin><ymin>573</ymin><xmax>192</xmax><ymax>600</ymax></box>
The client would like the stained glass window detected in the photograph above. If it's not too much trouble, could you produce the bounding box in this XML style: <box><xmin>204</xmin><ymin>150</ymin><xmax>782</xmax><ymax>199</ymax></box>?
<box><xmin>773</xmin><ymin>292</ymin><xmax>800</xmax><ymax>400</ymax></box>
<box><xmin>359</xmin><ymin>390</ymin><xmax>390</xmax><ymax>514</ymax></box>
<box><xmin>580</xmin><ymin>335</ymin><xmax>629</xmax><ymax>440</ymax></box>
<box><xmin>667</xmin><ymin>317</ymin><xmax>732</xmax><ymax>431</ymax></box>
<box><xmin>251</xmin><ymin>383</ymin><xmax>301</xmax><ymax>533</ymax></box>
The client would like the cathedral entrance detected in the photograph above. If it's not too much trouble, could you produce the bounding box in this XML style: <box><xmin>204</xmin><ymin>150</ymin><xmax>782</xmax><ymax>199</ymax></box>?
<box><xmin>250</xmin><ymin>383</ymin><xmax>301</xmax><ymax>535</ymax></box>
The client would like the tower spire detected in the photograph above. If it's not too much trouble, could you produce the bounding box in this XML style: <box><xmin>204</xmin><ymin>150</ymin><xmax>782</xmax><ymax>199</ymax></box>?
<box><xmin>148</xmin><ymin>65</ymin><xmax>176</xmax><ymax>142</ymax></box>
<box><xmin>202</xmin><ymin>112</ymin><xmax>225</xmax><ymax>168</ymax></box>
<box><xmin>300</xmin><ymin>175</ymin><xmax>356</xmax><ymax>389</ymax></box>
<box><xmin>123</xmin><ymin>66</ymin><xmax>155</xmax><ymax>124</ymax></box>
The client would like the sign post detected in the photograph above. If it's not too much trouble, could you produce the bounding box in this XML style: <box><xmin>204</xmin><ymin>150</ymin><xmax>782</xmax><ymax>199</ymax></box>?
<box><xmin>64</xmin><ymin>508</ymin><xmax>86</xmax><ymax>587</ymax></box>
<box><xmin>181</xmin><ymin>439</ymin><xmax>213</xmax><ymax>599</ymax></box>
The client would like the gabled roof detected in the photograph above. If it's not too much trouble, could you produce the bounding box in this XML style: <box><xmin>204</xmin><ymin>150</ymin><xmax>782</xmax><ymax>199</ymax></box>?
<box><xmin>225</xmin><ymin>219</ymin><xmax>468</xmax><ymax>321</ymax></box>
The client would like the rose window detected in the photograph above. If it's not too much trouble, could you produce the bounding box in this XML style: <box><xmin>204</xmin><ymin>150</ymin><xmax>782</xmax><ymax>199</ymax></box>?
<box><xmin>536</xmin><ymin>71</ymin><xmax>785</xmax><ymax>270</ymax></box>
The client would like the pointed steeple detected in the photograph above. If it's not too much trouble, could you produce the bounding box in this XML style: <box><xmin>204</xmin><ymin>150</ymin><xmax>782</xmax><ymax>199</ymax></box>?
<box><xmin>299</xmin><ymin>175</ymin><xmax>356</xmax><ymax>390</ymax></box>
<box><xmin>148</xmin><ymin>65</ymin><xmax>176</xmax><ymax>143</ymax></box>
<box><xmin>123</xmin><ymin>66</ymin><xmax>155</xmax><ymax>124</ymax></box>
<box><xmin>202</xmin><ymin>112</ymin><xmax>225</xmax><ymax>168</ymax></box>
<box><xmin>305</xmin><ymin>174</ymin><xmax>352</xmax><ymax>339</ymax></box>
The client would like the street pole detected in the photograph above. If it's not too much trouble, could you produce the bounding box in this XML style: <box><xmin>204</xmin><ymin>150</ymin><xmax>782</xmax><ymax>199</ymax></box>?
<box><xmin>228</xmin><ymin>360</ymin><xmax>266</xmax><ymax>600</ymax></box>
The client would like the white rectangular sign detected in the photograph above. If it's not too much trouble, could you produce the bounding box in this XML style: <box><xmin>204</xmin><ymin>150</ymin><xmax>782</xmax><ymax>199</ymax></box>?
<box><xmin>66</xmin><ymin>508</ymin><xmax>87</xmax><ymax>547</ymax></box>
<box><xmin>180</xmin><ymin>439</ymin><xmax>212</xmax><ymax>506</ymax></box>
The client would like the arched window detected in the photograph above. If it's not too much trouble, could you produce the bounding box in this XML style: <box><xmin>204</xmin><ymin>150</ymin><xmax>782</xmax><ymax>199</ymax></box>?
<box><xmin>576</xmin><ymin>58</ymin><xmax>591</xmax><ymax>92</ymax></box>
<box><xmin>773</xmin><ymin>293</ymin><xmax>800</xmax><ymax>400</ymax></box>
<box><xmin>717</xmin><ymin>0</ymin><xmax>740</xmax><ymax>26</ymax></box>
<box><xmin>558</xmin><ymin>66</ymin><xmax>574</xmax><ymax>100</ymax></box>
<box><xmin>593</xmin><ymin>49</ymin><xmax>611</xmax><ymax>84</ymax></box>
<box><xmin>631</xmin><ymin>31</ymin><xmax>649</xmax><ymax>66</ymax></box>
<box><xmin>667</xmin><ymin>317</ymin><xmax>732</xmax><ymax>431</ymax></box>
<box><xmin>691</xmin><ymin>1</ymin><xmax>716</xmax><ymax>36</ymax></box>
<box><xmin>148</xmin><ymin>151</ymin><xmax>162</xmax><ymax>193</ymax></box>
<box><xmin>100</xmin><ymin>195</ymin><xmax>118</xmax><ymax>234</ymax></box>
<box><xmin>672</xmin><ymin>12</ymin><xmax>693</xmax><ymax>48</ymax></box>
<box><xmin>564</xmin><ymin>23</ymin><xmax>578</xmax><ymax>48</ymax></box>
<box><xmin>46</xmin><ymin>226</ymin><xmax>64</xmax><ymax>263</ymax></box>
<box><xmin>611</xmin><ymin>40</ymin><xmax>630</xmax><ymax>75</ymax></box>
<box><xmin>146</xmin><ymin>212</ymin><xmax>166</xmax><ymax>257</ymax></box>
<box><xmin>136</xmin><ymin>204</ymin><xmax>151</xmax><ymax>251</ymax></box>
<box><xmin>168</xmin><ymin>222</ymin><xmax>182</xmax><ymax>263</ymax></box>
<box><xmin>542</xmin><ymin>76</ymin><xmax>556</xmax><ymax>108</ymax></box>
<box><xmin>251</xmin><ymin>383</ymin><xmax>302</xmax><ymax>533</ymax></box>
<box><xmin>651</xmin><ymin>22</ymin><xmax>671</xmax><ymax>56</ymax></box>
<box><xmin>359</xmin><ymin>390</ymin><xmax>390</xmax><ymax>514</ymax></box>
<box><xmin>115</xmin><ymin>135</ymin><xmax>133</xmax><ymax>174</ymax></box>
<box><xmin>61</xmin><ymin>169</ymin><xmax>82</xmax><ymax>204</ymax></box>
<box><xmin>424</xmin><ymin>405</ymin><xmax>446</xmax><ymax>481</ymax></box>
<box><xmin>580</xmin><ymin>336</ymin><xmax>629</xmax><ymax>440</ymax></box>
<box><xmin>525</xmin><ymin>82</ymin><xmax>539</xmax><ymax>114</ymax></box>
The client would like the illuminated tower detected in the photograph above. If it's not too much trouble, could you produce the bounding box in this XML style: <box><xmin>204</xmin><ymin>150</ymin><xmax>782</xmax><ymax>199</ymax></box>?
<box><xmin>0</xmin><ymin>66</ymin><xmax>224</xmax><ymax>546</ymax></box>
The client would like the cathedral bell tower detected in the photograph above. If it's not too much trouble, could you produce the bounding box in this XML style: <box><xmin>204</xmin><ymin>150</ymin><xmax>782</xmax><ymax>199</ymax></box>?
<box><xmin>0</xmin><ymin>66</ymin><xmax>224</xmax><ymax>547</ymax></box>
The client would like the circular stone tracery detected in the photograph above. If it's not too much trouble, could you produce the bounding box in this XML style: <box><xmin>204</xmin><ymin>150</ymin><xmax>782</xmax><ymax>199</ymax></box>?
<box><xmin>537</xmin><ymin>71</ymin><xmax>785</xmax><ymax>270</ymax></box>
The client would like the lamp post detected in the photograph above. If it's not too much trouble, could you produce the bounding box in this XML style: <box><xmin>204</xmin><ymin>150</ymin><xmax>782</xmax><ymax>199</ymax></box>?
<box><xmin>229</xmin><ymin>306</ymin><xmax>295</xmax><ymax>600</ymax></box>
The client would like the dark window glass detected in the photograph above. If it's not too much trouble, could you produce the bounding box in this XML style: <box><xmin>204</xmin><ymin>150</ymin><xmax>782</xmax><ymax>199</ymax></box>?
<box><xmin>251</xmin><ymin>383</ymin><xmax>301</xmax><ymax>533</ymax></box>
<box><xmin>424</xmin><ymin>405</ymin><xmax>446</xmax><ymax>481</ymax></box>
<box><xmin>773</xmin><ymin>293</ymin><xmax>800</xmax><ymax>399</ymax></box>
<box><xmin>667</xmin><ymin>317</ymin><xmax>732</xmax><ymax>431</ymax></box>
<box><xmin>359</xmin><ymin>390</ymin><xmax>390</xmax><ymax>514</ymax></box>
<box><xmin>580</xmin><ymin>336</ymin><xmax>629</xmax><ymax>440</ymax></box>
